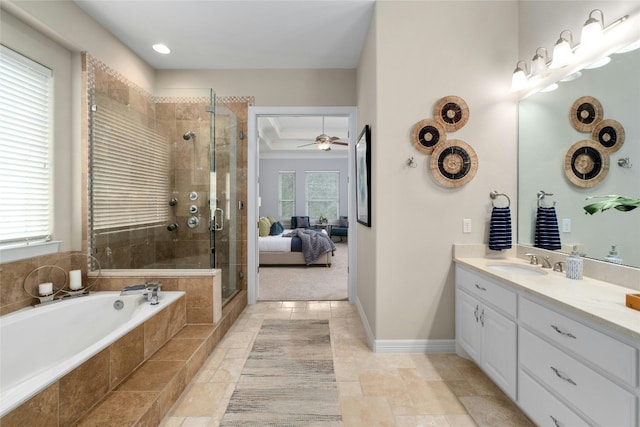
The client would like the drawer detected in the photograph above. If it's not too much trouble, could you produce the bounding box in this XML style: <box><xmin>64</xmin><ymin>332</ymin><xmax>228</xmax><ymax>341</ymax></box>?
<box><xmin>519</xmin><ymin>369</ymin><xmax>590</xmax><ymax>427</ymax></box>
<box><xmin>520</xmin><ymin>328</ymin><xmax>636</xmax><ymax>427</ymax></box>
<box><xmin>520</xmin><ymin>297</ymin><xmax>637</xmax><ymax>387</ymax></box>
<box><xmin>455</xmin><ymin>266</ymin><xmax>516</xmax><ymax>317</ymax></box>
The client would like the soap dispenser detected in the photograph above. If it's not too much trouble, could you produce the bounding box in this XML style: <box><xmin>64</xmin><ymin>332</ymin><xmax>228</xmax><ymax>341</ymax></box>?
<box><xmin>566</xmin><ymin>245</ymin><xmax>583</xmax><ymax>280</ymax></box>
<box><xmin>605</xmin><ymin>245</ymin><xmax>623</xmax><ymax>264</ymax></box>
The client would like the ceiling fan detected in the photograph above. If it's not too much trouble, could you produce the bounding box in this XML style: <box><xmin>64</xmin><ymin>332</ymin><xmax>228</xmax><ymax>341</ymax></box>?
<box><xmin>298</xmin><ymin>117</ymin><xmax>349</xmax><ymax>151</ymax></box>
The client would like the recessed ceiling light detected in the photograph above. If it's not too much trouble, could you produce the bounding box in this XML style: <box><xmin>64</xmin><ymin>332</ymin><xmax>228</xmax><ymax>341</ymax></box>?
<box><xmin>152</xmin><ymin>43</ymin><xmax>171</xmax><ymax>54</ymax></box>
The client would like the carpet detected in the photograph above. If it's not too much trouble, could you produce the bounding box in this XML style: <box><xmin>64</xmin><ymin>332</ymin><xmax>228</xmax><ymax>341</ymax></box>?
<box><xmin>220</xmin><ymin>320</ymin><xmax>342</xmax><ymax>426</ymax></box>
<box><xmin>258</xmin><ymin>242</ymin><xmax>348</xmax><ymax>301</ymax></box>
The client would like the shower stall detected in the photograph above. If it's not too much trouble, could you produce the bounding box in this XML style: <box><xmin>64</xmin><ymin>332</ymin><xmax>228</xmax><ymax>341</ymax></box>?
<box><xmin>88</xmin><ymin>69</ymin><xmax>246</xmax><ymax>304</ymax></box>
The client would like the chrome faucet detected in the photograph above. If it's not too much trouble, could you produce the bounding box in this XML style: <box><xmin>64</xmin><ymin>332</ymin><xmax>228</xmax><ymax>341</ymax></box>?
<box><xmin>525</xmin><ymin>253</ymin><xmax>538</xmax><ymax>265</ymax></box>
<box><xmin>539</xmin><ymin>255</ymin><xmax>553</xmax><ymax>268</ymax></box>
<box><xmin>120</xmin><ymin>282</ymin><xmax>162</xmax><ymax>305</ymax></box>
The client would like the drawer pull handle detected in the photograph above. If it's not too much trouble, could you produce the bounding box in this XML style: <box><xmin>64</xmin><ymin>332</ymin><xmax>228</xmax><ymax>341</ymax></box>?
<box><xmin>550</xmin><ymin>415</ymin><xmax>561</xmax><ymax>427</ymax></box>
<box><xmin>474</xmin><ymin>305</ymin><xmax>479</xmax><ymax>322</ymax></box>
<box><xmin>475</xmin><ymin>283</ymin><xmax>487</xmax><ymax>291</ymax></box>
<box><xmin>480</xmin><ymin>309</ymin><xmax>485</xmax><ymax>327</ymax></box>
<box><xmin>551</xmin><ymin>325</ymin><xmax>577</xmax><ymax>339</ymax></box>
<box><xmin>550</xmin><ymin>366</ymin><xmax>577</xmax><ymax>386</ymax></box>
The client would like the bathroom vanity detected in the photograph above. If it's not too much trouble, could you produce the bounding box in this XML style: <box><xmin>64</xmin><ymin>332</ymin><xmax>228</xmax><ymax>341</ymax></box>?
<box><xmin>454</xmin><ymin>256</ymin><xmax>639</xmax><ymax>427</ymax></box>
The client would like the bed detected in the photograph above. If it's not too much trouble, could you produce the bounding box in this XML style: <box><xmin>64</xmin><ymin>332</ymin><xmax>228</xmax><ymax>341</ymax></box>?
<box><xmin>259</xmin><ymin>229</ymin><xmax>333</xmax><ymax>266</ymax></box>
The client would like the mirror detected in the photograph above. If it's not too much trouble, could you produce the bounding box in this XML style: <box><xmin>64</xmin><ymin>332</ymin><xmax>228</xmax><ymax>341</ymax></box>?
<box><xmin>518</xmin><ymin>44</ymin><xmax>640</xmax><ymax>268</ymax></box>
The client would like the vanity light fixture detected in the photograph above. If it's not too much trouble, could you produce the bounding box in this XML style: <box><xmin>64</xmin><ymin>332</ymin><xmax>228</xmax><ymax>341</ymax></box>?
<box><xmin>152</xmin><ymin>43</ymin><xmax>171</xmax><ymax>54</ymax></box>
<box><xmin>579</xmin><ymin>9</ymin><xmax>605</xmax><ymax>51</ymax></box>
<box><xmin>510</xmin><ymin>60</ymin><xmax>529</xmax><ymax>91</ymax></box>
<box><xmin>530</xmin><ymin>47</ymin><xmax>549</xmax><ymax>78</ymax></box>
<box><xmin>584</xmin><ymin>56</ymin><xmax>611</xmax><ymax>69</ymax></box>
<box><xmin>559</xmin><ymin>71</ymin><xmax>582</xmax><ymax>82</ymax></box>
<box><xmin>617</xmin><ymin>38</ymin><xmax>640</xmax><ymax>53</ymax></box>
<box><xmin>540</xmin><ymin>83</ymin><xmax>559</xmax><ymax>93</ymax></box>
<box><xmin>550</xmin><ymin>30</ymin><xmax>574</xmax><ymax>69</ymax></box>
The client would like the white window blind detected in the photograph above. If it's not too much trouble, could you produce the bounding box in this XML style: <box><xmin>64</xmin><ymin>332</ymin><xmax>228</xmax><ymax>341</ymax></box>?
<box><xmin>0</xmin><ymin>45</ymin><xmax>53</xmax><ymax>245</ymax></box>
<box><xmin>278</xmin><ymin>171</ymin><xmax>295</xmax><ymax>219</ymax></box>
<box><xmin>91</xmin><ymin>96</ymin><xmax>170</xmax><ymax>231</ymax></box>
<box><xmin>305</xmin><ymin>171</ymin><xmax>339</xmax><ymax>221</ymax></box>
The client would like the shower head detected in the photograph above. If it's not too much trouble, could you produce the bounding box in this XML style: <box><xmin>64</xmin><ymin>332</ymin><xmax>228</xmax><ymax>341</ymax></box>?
<box><xmin>183</xmin><ymin>131</ymin><xmax>196</xmax><ymax>141</ymax></box>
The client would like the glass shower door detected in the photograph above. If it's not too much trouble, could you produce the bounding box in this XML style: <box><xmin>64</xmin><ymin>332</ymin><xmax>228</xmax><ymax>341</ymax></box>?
<box><xmin>209</xmin><ymin>91</ymin><xmax>243</xmax><ymax>304</ymax></box>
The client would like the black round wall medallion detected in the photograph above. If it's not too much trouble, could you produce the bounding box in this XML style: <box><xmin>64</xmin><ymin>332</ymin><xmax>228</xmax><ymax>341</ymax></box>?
<box><xmin>411</xmin><ymin>119</ymin><xmax>446</xmax><ymax>154</ymax></box>
<box><xmin>429</xmin><ymin>139</ymin><xmax>478</xmax><ymax>187</ymax></box>
<box><xmin>592</xmin><ymin>119</ymin><xmax>625</xmax><ymax>153</ymax></box>
<box><xmin>434</xmin><ymin>96</ymin><xmax>469</xmax><ymax>132</ymax></box>
<box><xmin>570</xmin><ymin>96</ymin><xmax>603</xmax><ymax>132</ymax></box>
<box><xmin>564</xmin><ymin>140</ymin><xmax>609</xmax><ymax>188</ymax></box>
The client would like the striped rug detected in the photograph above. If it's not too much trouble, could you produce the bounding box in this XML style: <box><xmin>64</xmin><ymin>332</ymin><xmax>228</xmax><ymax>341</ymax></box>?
<box><xmin>220</xmin><ymin>319</ymin><xmax>342</xmax><ymax>426</ymax></box>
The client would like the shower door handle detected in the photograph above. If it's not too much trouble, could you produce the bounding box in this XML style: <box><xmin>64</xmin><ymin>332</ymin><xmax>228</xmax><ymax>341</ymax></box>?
<box><xmin>212</xmin><ymin>208</ymin><xmax>224</xmax><ymax>231</ymax></box>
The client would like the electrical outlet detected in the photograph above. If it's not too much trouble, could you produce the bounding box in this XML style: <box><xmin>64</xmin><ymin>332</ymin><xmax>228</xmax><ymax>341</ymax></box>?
<box><xmin>463</xmin><ymin>219</ymin><xmax>472</xmax><ymax>233</ymax></box>
<box><xmin>562</xmin><ymin>218</ymin><xmax>571</xmax><ymax>233</ymax></box>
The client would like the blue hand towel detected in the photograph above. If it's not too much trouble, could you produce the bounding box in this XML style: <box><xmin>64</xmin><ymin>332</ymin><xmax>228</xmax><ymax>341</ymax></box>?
<box><xmin>534</xmin><ymin>206</ymin><xmax>562</xmax><ymax>250</ymax></box>
<box><xmin>489</xmin><ymin>206</ymin><xmax>512</xmax><ymax>251</ymax></box>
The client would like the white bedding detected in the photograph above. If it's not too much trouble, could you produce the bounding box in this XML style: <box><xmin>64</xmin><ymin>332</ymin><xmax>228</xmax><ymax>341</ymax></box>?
<box><xmin>259</xmin><ymin>229</ymin><xmax>327</xmax><ymax>252</ymax></box>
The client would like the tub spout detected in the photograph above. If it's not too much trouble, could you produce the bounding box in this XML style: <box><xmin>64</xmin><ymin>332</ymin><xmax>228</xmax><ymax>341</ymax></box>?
<box><xmin>120</xmin><ymin>282</ymin><xmax>162</xmax><ymax>305</ymax></box>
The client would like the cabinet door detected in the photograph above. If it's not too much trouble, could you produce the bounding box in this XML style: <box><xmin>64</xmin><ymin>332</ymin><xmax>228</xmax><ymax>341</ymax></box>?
<box><xmin>481</xmin><ymin>304</ymin><xmax>517</xmax><ymax>399</ymax></box>
<box><xmin>456</xmin><ymin>289</ymin><xmax>481</xmax><ymax>362</ymax></box>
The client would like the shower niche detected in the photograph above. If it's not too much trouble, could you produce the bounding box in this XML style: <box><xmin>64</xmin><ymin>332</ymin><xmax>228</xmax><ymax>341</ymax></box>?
<box><xmin>87</xmin><ymin>55</ymin><xmax>248</xmax><ymax>303</ymax></box>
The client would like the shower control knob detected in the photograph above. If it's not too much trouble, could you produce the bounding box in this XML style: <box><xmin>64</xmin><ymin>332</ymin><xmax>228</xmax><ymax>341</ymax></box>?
<box><xmin>169</xmin><ymin>198</ymin><xmax>178</xmax><ymax>206</ymax></box>
<box><xmin>167</xmin><ymin>223</ymin><xmax>179</xmax><ymax>231</ymax></box>
<box><xmin>187</xmin><ymin>217</ymin><xmax>200</xmax><ymax>229</ymax></box>
<box><xmin>189</xmin><ymin>204</ymin><xmax>198</xmax><ymax>214</ymax></box>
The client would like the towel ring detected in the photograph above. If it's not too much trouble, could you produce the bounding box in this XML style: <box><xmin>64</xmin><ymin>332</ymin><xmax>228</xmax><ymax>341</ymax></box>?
<box><xmin>537</xmin><ymin>190</ymin><xmax>556</xmax><ymax>207</ymax></box>
<box><xmin>489</xmin><ymin>190</ymin><xmax>511</xmax><ymax>207</ymax></box>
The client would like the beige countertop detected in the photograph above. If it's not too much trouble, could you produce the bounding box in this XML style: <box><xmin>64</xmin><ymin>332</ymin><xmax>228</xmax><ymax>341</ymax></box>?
<box><xmin>454</xmin><ymin>257</ymin><xmax>640</xmax><ymax>343</ymax></box>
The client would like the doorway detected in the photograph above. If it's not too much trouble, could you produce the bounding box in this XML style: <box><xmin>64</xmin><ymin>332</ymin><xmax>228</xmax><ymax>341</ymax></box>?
<box><xmin>247</xmin><ymin>107</ymin><xmax>357</xmax><ymax>304</ymax></box>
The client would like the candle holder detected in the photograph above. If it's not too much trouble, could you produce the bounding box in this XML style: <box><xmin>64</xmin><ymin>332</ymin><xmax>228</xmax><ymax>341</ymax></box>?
<box><xmin>53</xmin><ymin>252</ymin><xmax>102</xmax><ymax>296</ymax></box>
<box><xmin>23</xmin><ymin>265</ymin><xmax>67</xmax><ymax>305</ymax></box>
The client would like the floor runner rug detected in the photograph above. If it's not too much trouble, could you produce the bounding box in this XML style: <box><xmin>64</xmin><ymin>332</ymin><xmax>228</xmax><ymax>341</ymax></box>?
<box><xmin>220</xmin><ymin>319</ymin><xmax>341</xmax><ymax>426</ymax></box>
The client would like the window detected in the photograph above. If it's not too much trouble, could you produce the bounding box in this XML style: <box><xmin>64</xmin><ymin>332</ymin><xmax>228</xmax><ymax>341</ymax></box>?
<box><xmin>278</xmin><ymin>171</ymin><xmax>295</xmax><ymax>219</ymax></box>
<box><xmin>91</xmin><ymin>94</ymin><xmax>169</xmax><ymax>231</ymax></box>
<box><xmin>305</xmin><ymin>171</ymin><xmax>339</xmax><ymax>221</ymax></box>
<box><xmin>0</xmin><ymin>45</ymin><xmax>53</xmax><ymax>245</ymax></box>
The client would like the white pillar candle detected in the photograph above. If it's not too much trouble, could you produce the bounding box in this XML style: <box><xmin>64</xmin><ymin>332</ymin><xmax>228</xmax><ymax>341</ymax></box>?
<box><xmin>69</xmin><ymin>270</ymin><xmax>83</xmax><ymax>290</ymax></box>
<box><xmin>39</xmin><ymin>282</ymin><xmax>53</xmax><ymax>296</ymax></box>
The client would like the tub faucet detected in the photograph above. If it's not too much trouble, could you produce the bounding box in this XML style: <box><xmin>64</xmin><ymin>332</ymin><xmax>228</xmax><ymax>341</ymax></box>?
<box><xmin>120</xmin><ymin>282</ymin><xmax>162</xmax><ymax>305</ymax></box>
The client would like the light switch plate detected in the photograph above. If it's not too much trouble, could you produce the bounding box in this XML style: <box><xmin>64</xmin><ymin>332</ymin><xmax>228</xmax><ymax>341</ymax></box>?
<box><xmin>562</xmin><ymin>218</ymin><xmax>571</xmax><ymax>233</ymax></box>
<box><xmin>463</xmin><ymin>219</ymin><xmax>472</xmax><ymax>233</ymax></box>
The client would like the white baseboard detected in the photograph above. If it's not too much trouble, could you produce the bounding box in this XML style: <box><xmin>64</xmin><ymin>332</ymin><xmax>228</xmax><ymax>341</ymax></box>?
<box><xmin>355</xmin><ymin>297</ymin><xmax>456</xmax><ymax>354</ymax></box>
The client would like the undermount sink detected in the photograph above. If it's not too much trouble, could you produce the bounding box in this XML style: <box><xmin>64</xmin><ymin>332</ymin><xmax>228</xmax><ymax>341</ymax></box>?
<box><xmin>487</xmin><ymin>263</ymin><xmax>548</xmax><ymax>276</ymax></box>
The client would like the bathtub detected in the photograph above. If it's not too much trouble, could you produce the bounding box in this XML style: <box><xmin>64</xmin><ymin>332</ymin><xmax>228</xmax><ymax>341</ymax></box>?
<box><xmin>0</xmin><ymin>290</ymin><xmax>185</xmax><ymax>417</ymax></box>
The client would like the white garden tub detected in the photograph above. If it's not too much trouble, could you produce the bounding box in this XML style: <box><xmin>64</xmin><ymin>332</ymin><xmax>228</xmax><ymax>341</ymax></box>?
<box><xmin>0</xmin><ymin>290</ymin><xmax>184</xmax><ymax>417</ymax></box>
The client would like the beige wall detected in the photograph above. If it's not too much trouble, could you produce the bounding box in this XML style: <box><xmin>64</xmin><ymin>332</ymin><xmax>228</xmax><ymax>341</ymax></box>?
<box><xmin>155</xmin><ymin>69</ymin><xmax>357</xmax><ymax>106</ymax></box>
<box><xmin>355</xmin><ymin>6</ymin><xmax>378</xmax><ymax>337</ymax></box>
<box><xmin>358</xmin><ymin>1</ymin><xmax>519</xmax><ymax>340</ymax></box>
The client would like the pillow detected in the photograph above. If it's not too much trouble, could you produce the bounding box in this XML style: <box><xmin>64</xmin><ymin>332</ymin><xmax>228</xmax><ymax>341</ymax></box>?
<box><xmin>267</xmin><ymin>215</ymin><xmax>277</xmax><ymax>225</ymax></box>
<box><xmin>269</xmin><ymin>221</ymin><xmax>284</xmax><ymax>236</ymax></box>
<box><xmin>258</xmin><ymin>217</ymin><xmax>271</xmax><ymax>237</ymax></box>
<box><xmin>295</xmin><ymin>216</ymin><xmax>310</xmax><ymax>228</ymax></box>
<box><xmin>339</xmin><ymin>216</ymin><xmax>349</xmax><ymax>228</ymax></box>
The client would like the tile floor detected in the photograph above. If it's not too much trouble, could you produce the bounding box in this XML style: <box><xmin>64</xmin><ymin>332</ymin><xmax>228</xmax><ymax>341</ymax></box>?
<box><xmin>160</xmin><ymin>301</ymin><xmax>534</xmax><ymax>427</ymax></box>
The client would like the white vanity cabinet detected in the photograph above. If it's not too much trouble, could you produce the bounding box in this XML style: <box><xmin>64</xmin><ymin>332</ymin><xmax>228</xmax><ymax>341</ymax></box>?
<box><xmin>454</xmin><ymin>261</ymin><xmax>639</xmax><ymax>427</ymax></box>
<box><xmin>519</xmin><ymin>297</ymin><xmax>637</xmax><ymax>427</ymax></box>
<box><xmin>455</xmin><ymin>265</ymin><xmax>517</xmax><ymax>399</ymax></box>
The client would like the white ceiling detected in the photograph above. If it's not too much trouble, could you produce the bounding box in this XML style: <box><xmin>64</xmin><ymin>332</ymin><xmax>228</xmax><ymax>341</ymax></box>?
<box><xmin>73</xmin><ymin>0</ymin><xmax>375</xmax><ymax>70</ymax></box>
<box><xmin>73</xmin><ymin>0</ymin><xmax>367</xmax><ymax>157</ymax></box>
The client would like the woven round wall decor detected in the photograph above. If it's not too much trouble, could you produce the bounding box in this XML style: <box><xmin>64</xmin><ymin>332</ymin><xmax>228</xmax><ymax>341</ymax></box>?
<box><xmin>591</xmin><ymin>119</ymin><xmax>625</xmax><ymax>153</ymax></box>
<box><xmin>564</xmin><ymin>140</ymin><xmax>609</xmax><ymax>188</ymax></box>
<box><xmin>411</xmin><ymin>119</ymin><xmax>446</xmax><ymax>154</ymax></box>
<box><xmin>570</xmin><ymin>96</ymin><xmax>603</xmax><ymax>132</ymax></box>
<box><xmin>429</xmin><ymin>139</ymin><xmax>478</xmax><ymax>188</ymax></box>
<box><xmin>434</xmin><ymin>96</ymin><xmax>469</xmax><ymax>132</ymax></box>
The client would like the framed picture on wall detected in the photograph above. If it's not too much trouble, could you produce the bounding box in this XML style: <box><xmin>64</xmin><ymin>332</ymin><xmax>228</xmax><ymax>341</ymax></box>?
<box><xmin>355</xmin><ymin>124</ymin><xmax>371</xmax><ymax>227</ymax></box>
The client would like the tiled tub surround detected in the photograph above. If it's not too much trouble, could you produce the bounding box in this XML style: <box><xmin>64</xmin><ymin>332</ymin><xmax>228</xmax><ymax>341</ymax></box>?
<box><xmin>92</xmin><ymin>269</ymin><xmax>223</xmax><ymax>324</ymax></box>
<box><xmin>0</xmin><ymin>291</ymin><xmax>186</xmax><ymax>425</ymax></box>
<box><xmin>453</xmin><ymin>245</ymin><xmax>640</xmax><ymax>427</ymax></box>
